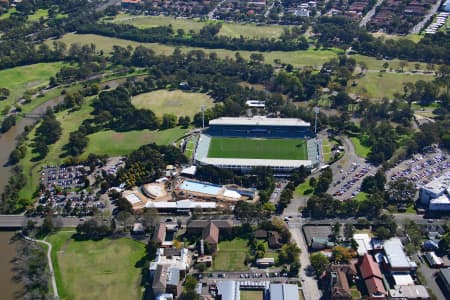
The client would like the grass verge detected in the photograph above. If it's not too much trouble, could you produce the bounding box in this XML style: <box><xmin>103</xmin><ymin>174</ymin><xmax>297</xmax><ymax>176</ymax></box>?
<box><xmin>349</xmin><ymin>136</ymin><xmax>370</xmax><ymax>158</ymax></box>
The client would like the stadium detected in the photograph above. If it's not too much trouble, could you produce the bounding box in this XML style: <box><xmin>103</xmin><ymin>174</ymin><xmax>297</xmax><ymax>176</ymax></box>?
<box><xmin>193</xmin><ymin>116</ymin><xmax>320</xmax><ymax>173</ymax></box>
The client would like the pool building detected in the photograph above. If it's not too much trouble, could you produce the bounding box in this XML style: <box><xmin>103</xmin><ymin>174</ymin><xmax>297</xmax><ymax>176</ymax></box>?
<box><xmin>175</xmin><ymin>179</ymin><xmax>255</xmax><ymax>202</ymax></box>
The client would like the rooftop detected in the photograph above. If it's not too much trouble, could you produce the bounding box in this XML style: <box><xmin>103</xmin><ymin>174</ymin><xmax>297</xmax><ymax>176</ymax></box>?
<box><xmin>383</xmin><ymin>238</ymin><xmax>411</xmax><ymax>269</ymax></box>
<box><xmin>359</xmin><ymin>254</ymin><xmax>383</xmax><ymax>280</ymax></box>
<box><xmin>389</xmin><ymin>285</ymin><xmax>429</xmax><ymax>298</ymax></box>
<box><xmin>353</xmin><ymin>233</ymin><xmax>373</xmax><ymax>256</ymax></box>
<box><xmin>199</xmin><ymin>157</ymin><xmax>313</xmax><ymax>168</ymax></box>
<box><xmin>270</xmin><ymin>283</ymin><xmax>299</xmax><ymax>300</ymax></box>
<box><xmin>422</xmin><ymin>173</ymin><xmax>450</xmax><ymax>194</ymax></box>
<box><xmin>209</xmin><ymin>116</ymin><xmax>310</xmax><ymax>127</ymax></box>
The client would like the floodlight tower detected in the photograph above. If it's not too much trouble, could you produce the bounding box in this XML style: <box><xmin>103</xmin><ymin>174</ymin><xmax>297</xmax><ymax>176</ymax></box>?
<box><xmin>313</xmin><ymin>107</ymin><xmax>320</xmax><ymax>135</ymax></box>
<box><xmin>200</xmin><ymin>105</ymin><xmax>206</xmax><ymax>129</ymax></box>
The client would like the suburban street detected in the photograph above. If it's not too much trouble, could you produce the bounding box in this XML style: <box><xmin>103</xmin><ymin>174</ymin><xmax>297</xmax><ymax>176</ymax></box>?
<box><xmin>411</xmin><ymin>0</ymin><xmax>443</xmax><ymax>33</ymax></box>
<box><xmin>359</xmin><ymin>0</ymin><xmax>384</xmax><ymax>27</ymax></box>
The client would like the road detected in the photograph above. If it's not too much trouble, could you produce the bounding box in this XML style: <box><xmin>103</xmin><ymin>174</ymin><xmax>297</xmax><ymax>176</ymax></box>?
<box><xmin>23</xmin><ymin>235</ymin><xmax>59</xmax><ymax>299</ymax></box>
<box><xmin>411</xmin><ymin>0</ymin><xmax>443</xmax><ymax>34</ymax></box>
<box><xmin>208</xmin><ymin>0</ymin><xmax>227</xmax><ymax>20</ymax></box>
<box><xmin>417</xmin><ymin>254</ymin><xmax>446</xmax><ymax>300</ymax></box>
<box><xmin>264</xmin><ymin>0</ymin><xmax>277</xmax><ymax>18</ymax></box>
<box><xmin>359</xmin><ymin>0</ymin><xmax>384</xmax><ymax>27</ymax></box>
<box><xmin>0</xmin><ymin>215</ymin><xmax>83</xmax><ymax>228</ymax></box>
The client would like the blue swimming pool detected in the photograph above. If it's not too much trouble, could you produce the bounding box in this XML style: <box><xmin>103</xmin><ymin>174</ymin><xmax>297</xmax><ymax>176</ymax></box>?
<box><xmin>179</xmin><ymin>180</ymin><xmax>222</xmax><ymax>195</ymax></box>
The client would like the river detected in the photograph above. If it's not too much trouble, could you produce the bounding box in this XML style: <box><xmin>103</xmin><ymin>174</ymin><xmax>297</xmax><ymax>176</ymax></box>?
<box><xmin>0</xmin><ymin>96</ymin><xmax>64</xmax><ymax>194</ymax></box>
<box><xmin>0</xmin><ymin>231</ymin><xmax>22</xmax><ymax>300</ymax></box>
<box><xmin>0</xmin><ymin>96</ymin><xmax>64</xmax><ymax>299</ymax></box>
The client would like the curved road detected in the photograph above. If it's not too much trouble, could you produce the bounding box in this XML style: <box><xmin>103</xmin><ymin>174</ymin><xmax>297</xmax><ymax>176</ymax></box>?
<box><xmin>23</xmin><ymin>235</ymin><xmax>58</xmax><ymax>299</ymax></box>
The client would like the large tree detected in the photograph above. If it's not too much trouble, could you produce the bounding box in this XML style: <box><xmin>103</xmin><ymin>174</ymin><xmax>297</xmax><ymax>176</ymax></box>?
<box><xmin>310</xmin><ymin>252</ymin><xmax>329</xmax><ymax>276</ymax></box>
<box><xmin>386</xmin><ymin>177</ymin><xmax>416</xmax><ymax>205</ymax></box>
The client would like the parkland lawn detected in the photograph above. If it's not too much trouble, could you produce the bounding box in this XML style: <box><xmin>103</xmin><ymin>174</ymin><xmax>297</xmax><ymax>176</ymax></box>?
<box><xmin>347</xmin><ymin>72</ymin><xmax>434</xmax><ymax>99</ymax></box>
<box><xmin>131</xmin><ymin>90</ymin><xmax>214</xmax><ymax>118</ymax></box>
<box><xmin>0</xmin><ymin>62</ymin><xmax>64</xmax><ymax>120</ymax></box>
<box><xmin>47</xmin><ymin>231</ymin><xmax>146</xmax><ymax>300</ymax></box>
<box><xmin>52</xmin><ymin>33</ymin><xmax>339</xmax><ymax>67</ymax></box>
<box><xmin>349</xmin><ymin>136</ymin><xmax>370</xmax><ymax>158</ymax></box>
<box><xmin>212</xmin><ymin>238</ymin><xmax>250</xmax><ymax>271</ymax></box>
<box><xmin>208</xmin><ymin>138</ymin><xmax>308</xmax><ymax>160</ymax></box>
<box><xmin>108</xmin><ymin>14</ymin><xmax>289</xmax><ymax>39</ymax></box>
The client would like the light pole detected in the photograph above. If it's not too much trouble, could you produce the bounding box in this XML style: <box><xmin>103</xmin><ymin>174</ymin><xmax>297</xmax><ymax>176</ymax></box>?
<box><xmin>200</xmin><ymin>105</ymin><xmax>206</xmax><ymax>129</ymax></box>
<box><xmin>313</xmin><ymin>107</ymin><xmax>320</xmax><ymax>134</ymax></box>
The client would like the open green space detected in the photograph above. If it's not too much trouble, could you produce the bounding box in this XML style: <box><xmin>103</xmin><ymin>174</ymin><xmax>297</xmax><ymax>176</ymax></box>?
<box><xmin>0</xmin><ymin>7</ymin><xmax>16</xmax><ymax>20</ymax></box>
<box><xmin>295</xmin><ymin>180</ymin><xmax>313</xmax><ymax>196</ymax></box>
<box><xmin>131</xmin><ymin>90</ymin><xmax>214</xmax><ymax>118</ymax></box>
<box><xmin>28</xmin><ymin>9</ymin><xmax>48</xmax><ymax>21</ymax></box>
<box><xmin>241</xmin><ymin>290</ymin><xmax>264</xmax><ymax>300</ymax></box>
<box><xmin>52</xmin><ymin>33</ymin><xmax>339</xmax><ymax>67</ymax></box>
<box><xmin>46</xmin><ymin>231</ymin><xmax>146</xmax><ymax>300</ymax></box>
<box><xmin>208</xmin><ymin>138</ymin><xmax>307</xmax><ymax>160</ymax></box>
<box><xmin>83</xmin><ymin>127</ymin><xmax>187</xmax><ymax>157</ymax></box>
<box><xmin>347</xmin><ymin>72</ymin><xmax>434</xmax><ymax>99</ymax></box>
<box><xmin>213</xmin><ymin>238</ymin><xmax>250</xmax><ymax>271</ymax></box>
<box><xmin>349</xmin><ymin>136</ymin><xmax>370</xmax><ymax>158</ymax></box>
<box><xmin>0</xmin><ymin>62</ymin><xmax>64</xmax><ymax>119</ymax></box>
<box><xmin>351</xmin><ymin>54</ymin><xmax>428</xmax><ymax>72</ymax></box>
<box><xmin>108</xmin><ymin>14</ymin><xmax>289</xmax><ymax>39</ymax></box>
<box><xmin>370</xmin><ymin>32</ymin><xmax>423</xmax><ymax>43</ymax></box>
<box><xmin>354</xmin><ymin>192</ymin><xmax>368</xmax><ymax>202</ymax></box>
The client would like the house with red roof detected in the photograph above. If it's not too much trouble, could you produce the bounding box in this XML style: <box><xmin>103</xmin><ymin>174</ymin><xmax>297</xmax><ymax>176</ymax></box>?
<box><xmin>359</xmin><ymin>254</ymin><xmax>388</xmax><ymax>299</ymax></box>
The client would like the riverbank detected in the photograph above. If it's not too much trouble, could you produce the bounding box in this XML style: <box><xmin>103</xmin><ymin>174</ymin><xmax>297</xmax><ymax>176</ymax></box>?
<box><xmin>0</xmin><ymin>231</ymin><xmax>23</xmax><ymax>300</ymax></box>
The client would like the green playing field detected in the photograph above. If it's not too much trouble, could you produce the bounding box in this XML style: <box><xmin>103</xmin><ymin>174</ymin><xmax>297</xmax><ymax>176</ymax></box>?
<box><xmin>208</xmin><ymin>137</ymin><xmax>307</xmax><ymax>160</ymax></box>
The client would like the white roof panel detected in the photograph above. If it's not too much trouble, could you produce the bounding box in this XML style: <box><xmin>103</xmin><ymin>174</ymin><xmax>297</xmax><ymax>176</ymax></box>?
<box><xmin>209</xmin><ymin>116</ymin><xmax>310</xmax><ymax>127</ymax></box>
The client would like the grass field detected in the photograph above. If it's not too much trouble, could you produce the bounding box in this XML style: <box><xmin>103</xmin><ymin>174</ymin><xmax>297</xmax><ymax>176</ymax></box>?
<box><xmin>349</xmin><ymin>136</ymin><xmax>370</xmax><ymax>158</ymax></box>
<box><xmin>46</xmin><ymin>231</ymin><xmax>146</xmax><ymax>300</ymax></box>
<box><xmin>213</xmin><ymin>238</ymin><xmax>249</xmax><ymax>271</ymax></box>
<box><xmin>347</xmin><ymin>72</ymin><xmax>434</xmax><ymax>99</ymax></box>
<box><xmin>295</xmin><ymin>180</ymin><xmax>313</xmax><ymax>196</ymax></box>
<box><xmin>241</xmin><ymin>290</ymin><xmax>264</xmax><ymax>300</ymax></box>
<box><xmin>0</xmin><ymin>62</ymin><xmax>64</xmax><ymax>119</ymax></box>
<box><xmin>83</xmin><ymin>127</ymin><xmax>187</xmax><ymax>157</ymax></box>
<box><xmin>52</xmin><ymin>33</ymin><xmax>339</xmax><ymax>67</ymax></box>
<box><xmin>208</xmin><ymin>138</ymin><xmax>308</xmax><ymax>160</ymax></box>
<box><xmin>108</xmin><ymin>14</ymin><xmax>289</xmax><ymax>39</ymax></box>
<box><xmin>131</xmin><ymin>90</ymin><xmax>214</xmax><ymax>118</ymax></box>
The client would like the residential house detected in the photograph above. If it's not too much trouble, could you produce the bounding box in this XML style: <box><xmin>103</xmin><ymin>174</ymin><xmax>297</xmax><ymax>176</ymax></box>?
<box><xmin>202</xmin><ymin>221</ymin><xmax>219</xmax><ymax>253</ymax></box>
<box><xmin>326</xmin><ymin>264</ymin><xmax>356</xmax><ymax>300</ymax></box>
<box><xmin>359</xmin><ymin>254</ymin><xmax>387</xmax><ymax>299</ymax></box>
<box><xmin>153</xmin><ymin>222</ymin><xmax>167</xmax><ymax>244</ymax></box>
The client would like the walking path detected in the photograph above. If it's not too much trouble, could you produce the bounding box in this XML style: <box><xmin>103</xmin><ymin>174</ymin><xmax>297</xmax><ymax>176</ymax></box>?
<box><xmin>23</xmin><ymin>235</ymin><xmax>59</xmax><ymax>299</ymax></box>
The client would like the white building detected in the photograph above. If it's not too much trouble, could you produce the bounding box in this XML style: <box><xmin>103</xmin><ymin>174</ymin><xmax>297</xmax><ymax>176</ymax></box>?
<box><xmin>420</xmin><ymin>174</ymin><xmax>450</xmax><ymax>205</ymax></box>
<box><xmin>429</xmin><ymin>195</ymin><xmax>450</xmax><ymax>211</ymax></box>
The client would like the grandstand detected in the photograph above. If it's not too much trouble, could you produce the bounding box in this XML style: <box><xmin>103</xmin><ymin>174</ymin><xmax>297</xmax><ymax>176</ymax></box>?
<box><xmin>207</xmin><ymin>116</ymin><xmax>312</xmax><ymax>138</ymax></box>
<box><xmin>193</xmin><ymin>116</ymin><xmax>320</xmax><ymax>173</ymax></box>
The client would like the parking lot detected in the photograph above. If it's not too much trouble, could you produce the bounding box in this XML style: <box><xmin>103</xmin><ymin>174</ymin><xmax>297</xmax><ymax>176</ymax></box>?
<box><xmin>385</xmin><ymin>149</ymin><xmax>449</xmax><ymax>188</ymax></box>
<box><xmin>328</xmin><ymin>162</ymin><xmax>378</xmax><ymax>200</ymax></box>
<box><xmin>41</xmin><ymin>165</ymin><xmax>86</xmax><ymax>191</ymax></box>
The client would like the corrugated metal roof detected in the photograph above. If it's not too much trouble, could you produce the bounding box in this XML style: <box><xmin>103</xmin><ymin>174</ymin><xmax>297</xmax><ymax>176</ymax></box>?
<box><xmin>209</xmin><ymin>116</ymin><xmax>310</xmax><ymax>127</ymax></box>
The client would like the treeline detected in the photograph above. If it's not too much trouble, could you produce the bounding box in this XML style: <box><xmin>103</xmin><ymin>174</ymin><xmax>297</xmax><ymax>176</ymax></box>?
<box><xmin>115</xmin><ymin>143</ymin><xmax>187</xmax><ymax>188</ymax></box>
<box><xmin>13</xmin><ymin>238</ymin><xmax>51</xmax><ymax>299</ymax></box>
<box><xmin>32</xmin><ymin>110</ymin><xmax>62</xmax><ymax>160</ymax></box>
<box><xmin>314</xmin><ymin>17</ymin><xmax>450</xmax><ymax>64</ymax></box>
<box><xmin>77</xmin><ymin>22</ymin><xmax>309</xmax><ymax>52</ymax></box>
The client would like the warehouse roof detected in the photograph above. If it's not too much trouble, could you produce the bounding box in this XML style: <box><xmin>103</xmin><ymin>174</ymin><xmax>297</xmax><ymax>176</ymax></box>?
<box><xmin>384</xmin><ymin>238</ymin><xmax>411</xmax><ymax>269</ymax></box>
<box><xmin>209</xmin><ymin>116</ymin><xmax>310</xmax><ymax>127</ymax></box>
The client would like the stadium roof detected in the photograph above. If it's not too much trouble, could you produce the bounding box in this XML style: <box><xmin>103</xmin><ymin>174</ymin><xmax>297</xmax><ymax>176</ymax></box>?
<box><xmin>209</xmin><ymin>116</ymin><xmax>310</xmax><ymax>127</ymax></box>
<box><xmin>199</xmin><ymin>157</ymin><xmax>312</xmax><ymax>168</ymax></box>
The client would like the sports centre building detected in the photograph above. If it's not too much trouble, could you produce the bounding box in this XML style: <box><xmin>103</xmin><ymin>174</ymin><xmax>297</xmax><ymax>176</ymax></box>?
<box><xmin>194</xmin><ymin>116</ymin><xmax>320</xmax><ymax>173</ymax></box>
